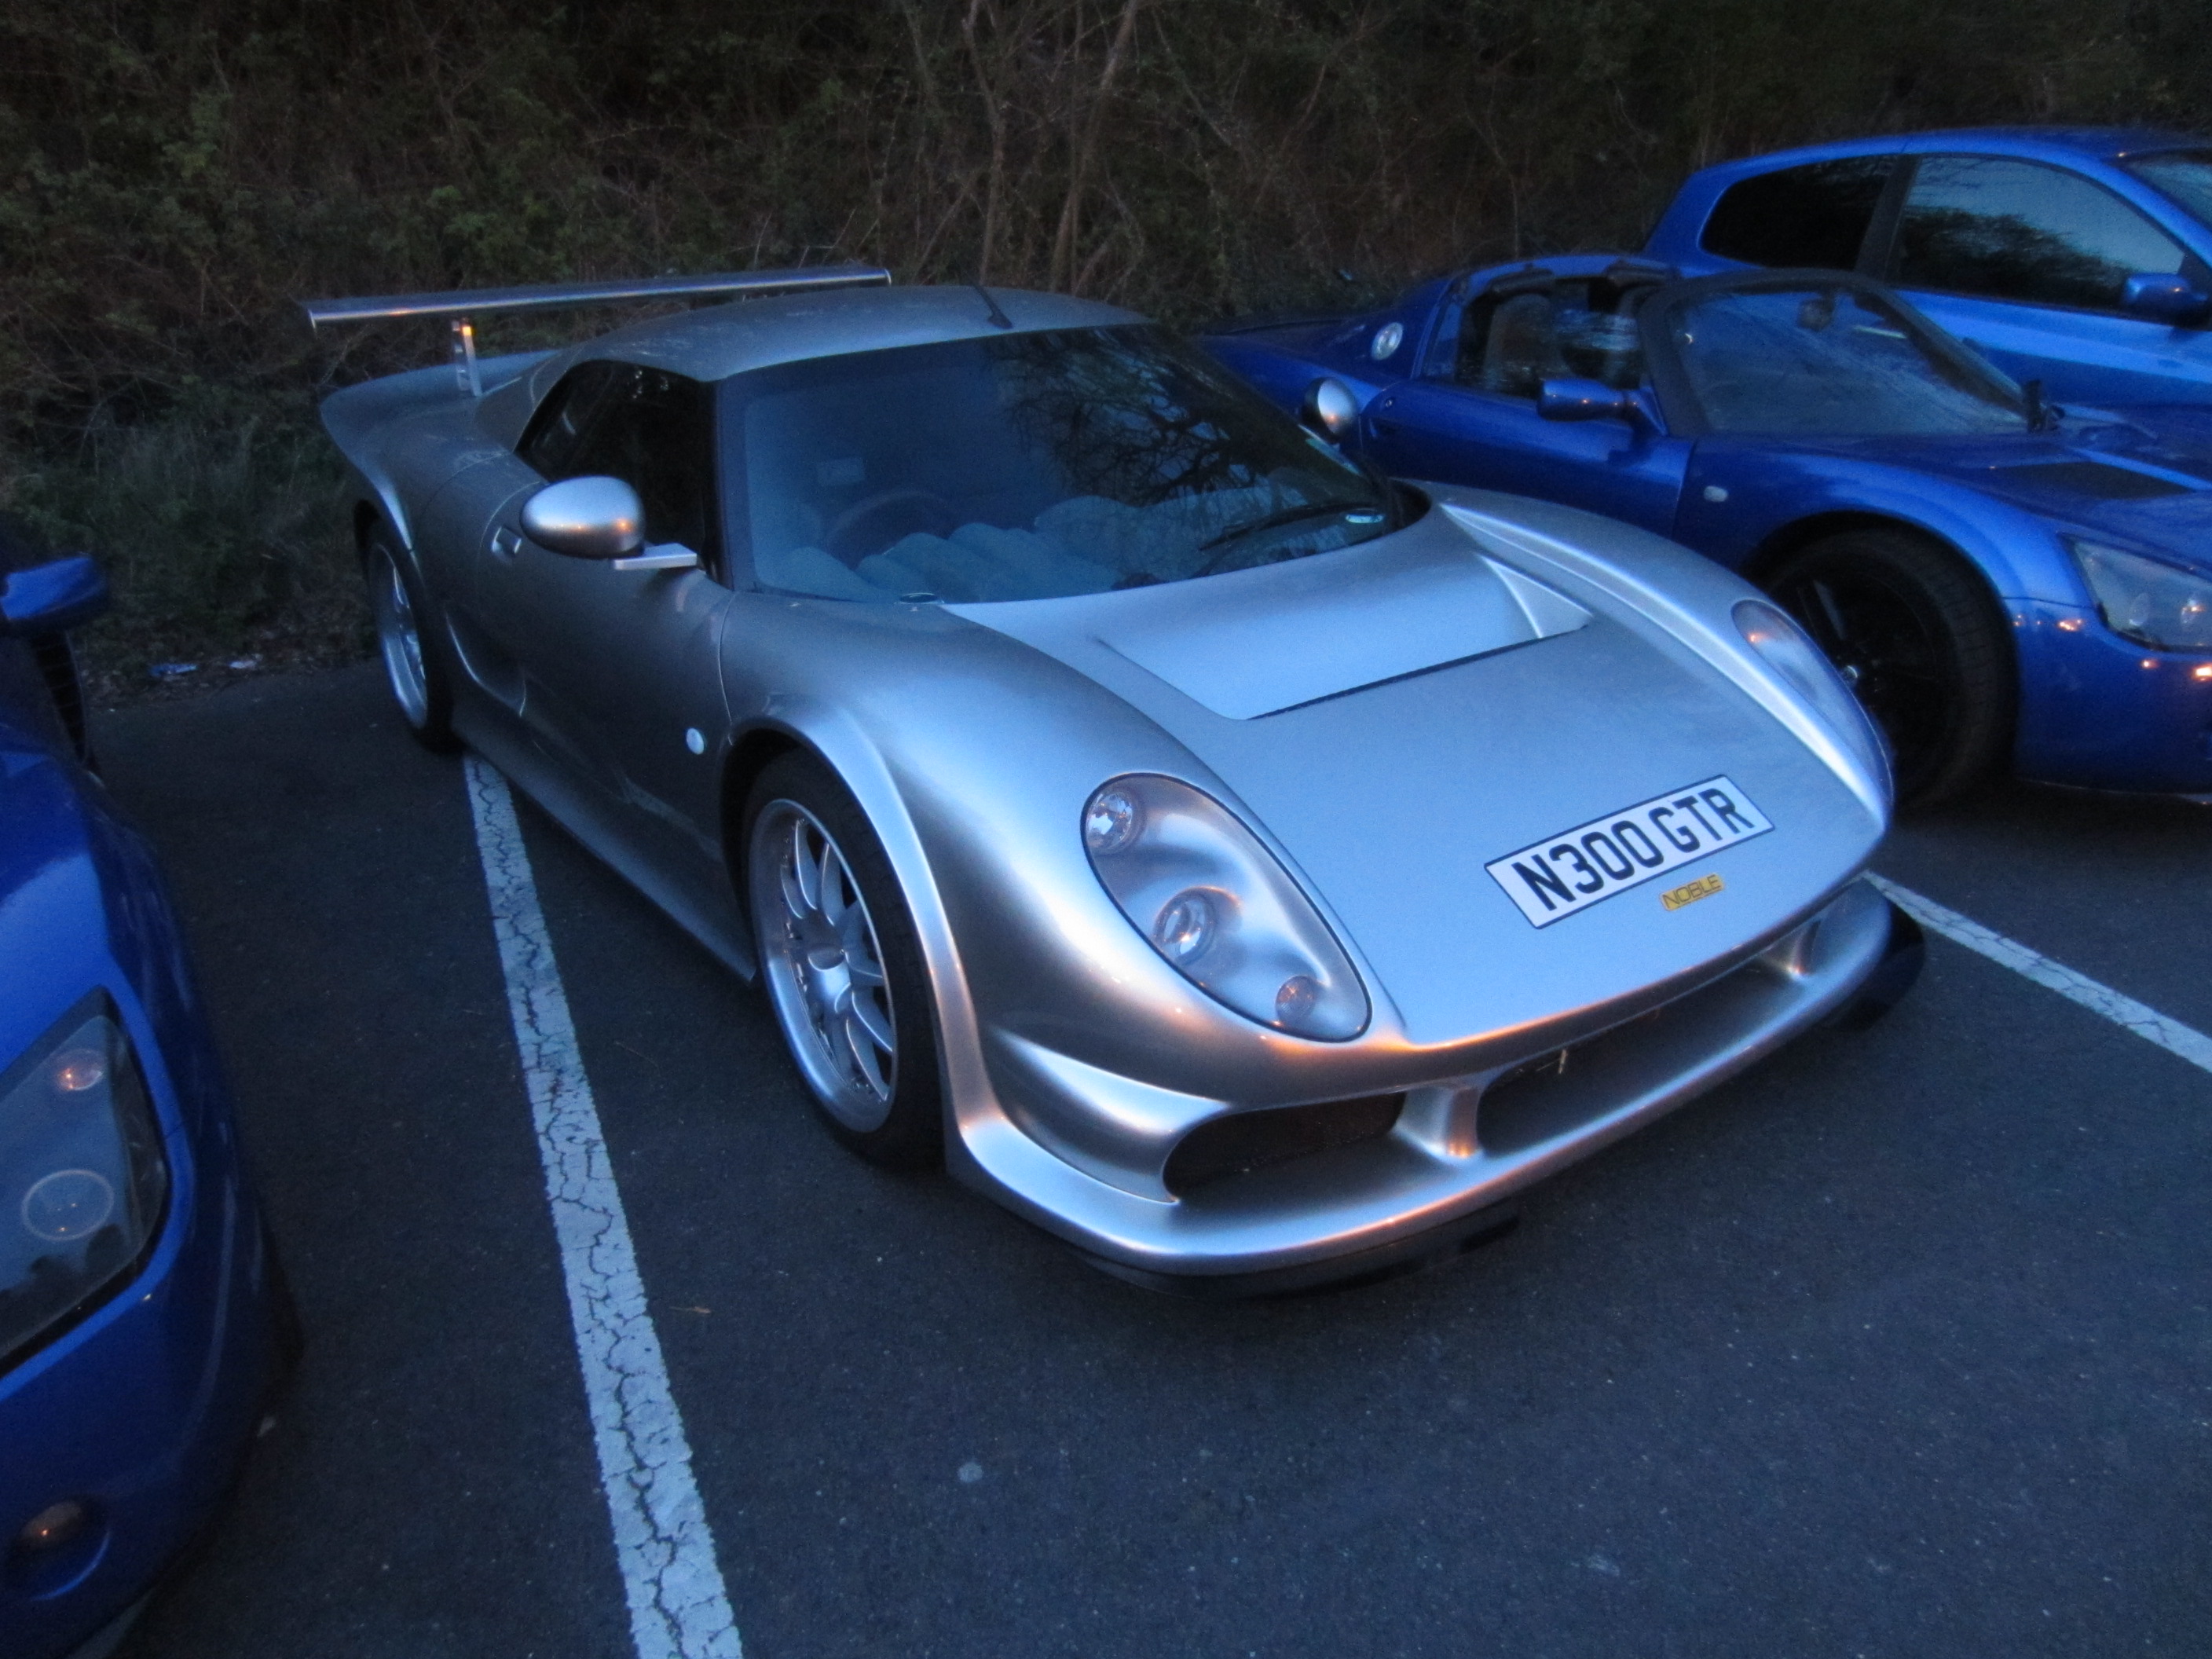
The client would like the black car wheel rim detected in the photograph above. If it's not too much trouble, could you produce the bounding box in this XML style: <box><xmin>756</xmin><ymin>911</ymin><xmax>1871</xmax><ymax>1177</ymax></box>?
<box><xmin>1775</xmin><ymin>566</ymin><xmax>1954</xmax><ymax>796</ymax></box>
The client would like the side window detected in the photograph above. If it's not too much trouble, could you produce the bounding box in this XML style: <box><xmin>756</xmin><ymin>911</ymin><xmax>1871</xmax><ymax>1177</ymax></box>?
<box><xmin>1457</xmin><ymin>292</ymin><xmax>1566</xmax><ymax>397</ymax></box>
<box><xmin>1894</xmin><ymin>156</ymin><xmax>2196</xmax><ymax>311</ymax></box>
<box><xmin>559</xmin><ymin>365</ymin><xmax>717</xmax><ymax>555</ymax></box>
<box><xmin>517</xmin><ymin>361</ymin><xmax>621</xmax><ymax>479</ymax></box>
<box><xmin>1452</xmin><ymin>284</ymin><xmax>1646</xmax><ymax>396</ymax></box>
<box><xmin>1700</xmin><ymin>157</ymin><xmax>1896</xmax><ymax>270</ymax></box>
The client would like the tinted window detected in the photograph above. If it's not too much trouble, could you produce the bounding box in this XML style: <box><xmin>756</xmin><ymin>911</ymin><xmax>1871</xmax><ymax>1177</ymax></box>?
<box><xmin>517</xmin><ymin>361</ymin><xmax>622</xmax><ymax>478</ymax></box>
<box><xmin>1700</xmin><ymin>157</ymin><xmax>1895</xmax><ymax>269</ymax></box>
<box><xmin>2125</xmin><ymin>149</ymin><xmax>2212</xmax><ymax>229</ymax></box>
<box><xmin>1663</xmin><ymin>284</ymin><xmax>2023</xmax><ymax>435</ymax></box>
<box><xmin>1455</xmin><ymin>280</ymin><xmax>1647</xmax><ymax>395</ymax></box>
<box><xmin>727</xmin><ymin>327</ymin><xmax>1392</xmax><ymax>604</ymax></box>
<box><xmin>548</xmin><ymin>365</ymin><xmax>716</xmax><ymax>554</ymax></box>
<box><xmin>1895</xmin><ymin>156</ymin><xmax>2190</xmax><ymax>310</ymax></box>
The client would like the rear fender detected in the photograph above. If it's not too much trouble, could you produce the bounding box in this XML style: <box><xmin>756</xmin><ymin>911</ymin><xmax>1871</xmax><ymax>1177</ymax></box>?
<box><xmin>320</xmin><ymin>350</ymin><xmax>550</xmax><ymax>558</ymax></box>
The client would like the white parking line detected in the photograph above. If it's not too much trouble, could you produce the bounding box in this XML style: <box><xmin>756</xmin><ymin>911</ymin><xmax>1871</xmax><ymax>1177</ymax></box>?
<box><xmin>1872</xmin><ymin>874</ymin><xmax>2212</xmax><ymax>1077</ymax></box>
<box><xmin>464</xmin><ymin>757</ymin><xmax>743</xmax><ymax>1659</ymax></box>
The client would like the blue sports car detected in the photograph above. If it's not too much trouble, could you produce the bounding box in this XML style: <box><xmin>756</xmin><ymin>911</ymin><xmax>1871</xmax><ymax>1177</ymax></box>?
<box><xmin>0</xmin><ymin>525</ymin><xmax>287</xmax><ymax>1659</ymax></box>
<box><xmin>1204</xmin><ymin>257</ymin><xmax>2212</xmax><ymax>804</ymax></box>
<box><xmin>1644</xmin><ymin>128</ymin><xmax>2212</xmax><ymax>408</ymax></box>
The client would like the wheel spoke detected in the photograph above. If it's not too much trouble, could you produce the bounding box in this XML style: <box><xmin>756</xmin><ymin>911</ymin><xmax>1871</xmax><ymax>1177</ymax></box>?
<box><xmin>818</xmin><ymin>840</ymin><xmax>846</xmax><ymax>926</ymax></box>
<box><xmin>847</xmin><ymin>985</ymin><xmax>895</xmax><ymax>1053</ymax></box>
<box><xmin>1800</xmin><ymin>578</ymin><xmax>1850</xmax><ymax>653</ymax></box>
<box><xmin>789</xmin><ymin>820</ymin><xmax>822</xmax><ymax>915</ymax></box>
<box><xmin>842</xmin><ymin>1002</ymin><xmax>893</xmax><ymax>1097</ymax></box>
<box><xmin>778</xmin><ymin>855</ymin><xmax>815</xmax><ymax>928</ymax></box>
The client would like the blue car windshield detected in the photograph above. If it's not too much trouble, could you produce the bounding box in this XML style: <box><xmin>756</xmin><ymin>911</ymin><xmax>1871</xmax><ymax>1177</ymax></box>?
<box><xmin>726</xmin><ymin>326</ymin><xmax>1393</xmax><ymax>603</ymax></box>
<box><xmin>1664</xmin><ymin>286</ymin><xmax>2027</xmax><ymax>436</ymax></box>
<box><xmin>2126</xmin><ymin>150</ymin><xmax>2212</xmax><ymax>229</ymax></box>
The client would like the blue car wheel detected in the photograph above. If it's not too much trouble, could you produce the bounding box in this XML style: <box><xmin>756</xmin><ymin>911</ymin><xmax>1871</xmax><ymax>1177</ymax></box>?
<box><xmin>1767</xmin><ymin>529</ymin><xmax>2014</xmax><ymax>805</ymax></box>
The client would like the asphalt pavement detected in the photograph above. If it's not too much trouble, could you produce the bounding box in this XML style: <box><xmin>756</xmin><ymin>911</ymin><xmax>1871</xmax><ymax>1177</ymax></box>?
<box><xmin>97</xmin><ymin>664</ymin><xmax>2212</xmax><ymax>1659</ymax></box>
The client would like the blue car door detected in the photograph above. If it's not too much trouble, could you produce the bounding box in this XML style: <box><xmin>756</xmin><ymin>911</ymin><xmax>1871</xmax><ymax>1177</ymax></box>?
<box><xmin>1885</xmin><ymin>154</ymin><xmax>2212</xmax><ymax>406</ymax></box>
<box><xmin>1359</xmin><ymin>284</ymin><xmax>1690</xmax><ymax>535</ymax></box>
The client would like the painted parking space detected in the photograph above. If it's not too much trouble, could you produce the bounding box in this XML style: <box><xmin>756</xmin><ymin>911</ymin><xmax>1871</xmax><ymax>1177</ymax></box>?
<box><xmin>1879</xmin><ymin>779</ymin><xmax>2212</xmax><ymax>1033</ymax></box>
<box><xmin>96</xmin><ymin>665</ymin><xmax>2212</xmax><ymax>1658</ymax></box>
<box><xmin>95</xmin><ymin>670</ymin><xmax>633</xmax><ymax>1659</ymax></box>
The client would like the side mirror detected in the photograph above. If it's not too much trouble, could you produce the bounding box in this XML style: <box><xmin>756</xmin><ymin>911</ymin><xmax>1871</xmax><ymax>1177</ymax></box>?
<box><xmin>0</xmin><ymin>555</ymin><xmax>108</xmax><ymax>637</ymax></box>
<box><xmin>1299</xmin><ymin>378</ymin><xmax>1359</xmax><ymax>442</ymax></box>
<box><xmin>1537</xmin><ymin>378</ymin><xmax>1640</xmax><ymax>423</ymax></box>
<box><xmin>2121</xmin><ymin>273</ymin><xmax>2212</xmax><ymax>328</ymax></box>
<box><xmin>521</xmin><ymin>476</ymin><xmax>645</xmax><ymax>558</ymax></box>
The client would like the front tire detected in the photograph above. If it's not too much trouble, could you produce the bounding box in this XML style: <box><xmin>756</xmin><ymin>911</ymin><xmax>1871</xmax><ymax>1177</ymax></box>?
<box><xmin>364</xmin><ymin>529</ymin><xmax>459</xmax><ymax>753</ymax></box>
<box><xmin>1765</xmin><ymin>529</ymin><xmax>2012</xmax><ymax>806</ymax></box>
<box><xmin>744</xmin><ymin>753</ymin><xmax>943</xmax><ymax>1167</ymax></box>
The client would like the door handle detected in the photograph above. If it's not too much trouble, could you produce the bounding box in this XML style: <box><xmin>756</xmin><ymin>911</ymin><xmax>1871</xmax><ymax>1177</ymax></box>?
<box><xmin>489</xmin><ymin>526</ymin><xmax>522</xmax><ymax>558</ymax></box>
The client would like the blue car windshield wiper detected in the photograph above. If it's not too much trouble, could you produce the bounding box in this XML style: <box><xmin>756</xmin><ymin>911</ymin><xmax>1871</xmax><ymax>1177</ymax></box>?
<box><xmin>2022</xmin><ymin>378</ymin><xmax>2064</xmax><ymax>433</ymax></box>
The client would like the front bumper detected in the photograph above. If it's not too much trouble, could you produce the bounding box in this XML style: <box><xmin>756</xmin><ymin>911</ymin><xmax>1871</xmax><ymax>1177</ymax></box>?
<box><xmin>950</xmin><ymin>877</ymin><xmax>1906</xmax><ymax>1284</ymax></box>
<box><xmin>0</xmin><ymin>1116</ymin><xmax>277</xmax><ymax>1659</ymax></box>
<box><xmin>2012</xmin><ymin>601</ymin><xmax>2212</xmax><ymax>793</ymax></box>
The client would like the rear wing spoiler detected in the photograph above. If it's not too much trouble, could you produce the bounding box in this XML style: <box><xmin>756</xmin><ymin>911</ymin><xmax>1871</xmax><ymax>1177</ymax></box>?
<box><xmin>300</xmin><ymin>263</ymin><xmax>892</xmax><ymax>395</ymax></box>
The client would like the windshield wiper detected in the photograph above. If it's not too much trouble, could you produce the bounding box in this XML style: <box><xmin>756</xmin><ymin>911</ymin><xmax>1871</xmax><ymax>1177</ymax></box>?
<box><xmin>2023</xmin><ymin>377</ymin><xmax>2064</xmax><ymax>433</ymax></box>
<box><xmin>1196</xmin><ymin>500</ymin><xmax>1379</xmax><ymax>555</ymax></box>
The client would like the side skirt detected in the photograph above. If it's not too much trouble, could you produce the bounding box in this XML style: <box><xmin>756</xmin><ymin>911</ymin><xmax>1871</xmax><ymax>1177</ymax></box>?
<box><xmin>452</xmin><ymin>702</ymin><xmax>758</xmax><ymax>980</ymax></box>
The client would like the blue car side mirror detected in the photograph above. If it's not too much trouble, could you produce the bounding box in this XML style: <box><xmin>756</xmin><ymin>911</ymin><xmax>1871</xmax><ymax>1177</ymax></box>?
<box><xmin>1537</xmin><ymin>378</ymin><xmax>1641</xmax><ymax>423</ymax></box>
<box><xmin>0</xmin><ymin>555</ymin><xmax>109</xmax><ymax>637</ymax></box>
<box><xmin>2121</xmin><ymin>273</ymin><xmax>2212</xmax><ymax>328</ymax></box>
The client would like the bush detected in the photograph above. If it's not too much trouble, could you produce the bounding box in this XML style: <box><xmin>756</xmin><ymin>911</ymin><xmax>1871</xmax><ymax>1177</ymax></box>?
<box><xmin>5</xmin><ymin>403</ymin><xmax>359</xmax><ymax>696</ymax></box>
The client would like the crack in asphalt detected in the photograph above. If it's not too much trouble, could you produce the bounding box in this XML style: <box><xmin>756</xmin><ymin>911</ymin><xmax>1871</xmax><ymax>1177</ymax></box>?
<box><xmin>466</xmin><ymin>756</ymin><xmax>744</xmax><ymax>1659</ymax></box>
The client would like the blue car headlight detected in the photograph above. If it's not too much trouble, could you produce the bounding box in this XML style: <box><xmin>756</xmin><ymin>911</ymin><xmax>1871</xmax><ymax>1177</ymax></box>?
<box><xmin>2067</xmin><ymin>539</ymin><xmax>2212</xmax><ymax>651</ymax></box>
<box><xmin>1083</xmin><ymin>775</ymin><xmax>1369</xmax><ymax>1041</ymax></box>
<box><xmin>2</xmin><ymin>994</ymin><xmax>169</xmax><ymax>1365</ymax></box>
<box><xmin>1732</xmin><ymin>598</ymin><xmax>1895</xmax><ymax>810</ymax></box>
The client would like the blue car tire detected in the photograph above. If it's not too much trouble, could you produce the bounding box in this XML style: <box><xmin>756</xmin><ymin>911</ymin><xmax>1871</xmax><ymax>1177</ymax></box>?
<box><xmin>1767</xmin><ymin>529</ymin><xmax>2013</xmax><ymax>806</ymax></box>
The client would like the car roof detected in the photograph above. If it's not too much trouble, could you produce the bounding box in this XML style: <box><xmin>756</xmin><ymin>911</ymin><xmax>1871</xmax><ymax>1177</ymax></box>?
<box><xmin>1690</xmin><ymin>126</ymin><xmax>2207</xmax><ymax>182</ymax></box>
<box><xmin>572</xmin><ymin>283</ymin><xmax>1146</xmax><ymax>384</ymax></box>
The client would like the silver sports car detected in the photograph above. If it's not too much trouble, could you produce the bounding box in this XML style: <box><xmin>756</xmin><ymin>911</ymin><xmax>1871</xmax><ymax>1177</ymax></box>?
<box><xmin>307</xmin><ymin>268</ymin><xmax>1921</xmax><ymax>1291</ymax></box>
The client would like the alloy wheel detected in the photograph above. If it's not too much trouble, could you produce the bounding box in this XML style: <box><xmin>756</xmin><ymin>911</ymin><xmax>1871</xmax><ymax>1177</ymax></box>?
<box><xmin>751</xmin><ymin>800</ymin><xmax>899</xmax><ymax>1130</ymax></box>
<box><xmin>368</xmin><ymin>548</ymin><xmax>431</xmax><ymax>730</ymax></box>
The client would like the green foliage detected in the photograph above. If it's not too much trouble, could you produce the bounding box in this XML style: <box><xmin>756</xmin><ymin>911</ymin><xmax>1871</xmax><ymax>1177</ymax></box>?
<box><xmin>0</xmin><ymin>0</ymin><xmax>2205</xmax><ymax>686</ymax></box>
<box><xmin>5</xmin><ymin>402</ymin><xmax>357</xmax><ymax>689</ymax></box>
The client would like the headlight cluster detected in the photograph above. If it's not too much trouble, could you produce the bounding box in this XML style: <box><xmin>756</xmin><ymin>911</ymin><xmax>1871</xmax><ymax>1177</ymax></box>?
<box><xmin>1732</xmin><ymin>598</ymin><xmax>1894</xmax><ymax>808</ymax></box>
<box><xmin>2068</xmin><ymin>539</ymin><xmax>2212</xmax><ymax>651</ymax></box>
<box><xmin>2</xmin><ymin>996</ymin><xmax>168</xmax><ymax>1364</ymax></box>
<box><xmin>1082</xmin><ymin>775</ymin><xmax>1369</xmax><ymax>1041</ymax></box>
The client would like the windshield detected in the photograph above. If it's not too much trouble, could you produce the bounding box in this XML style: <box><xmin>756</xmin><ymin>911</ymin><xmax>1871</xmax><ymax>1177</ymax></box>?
<box><xmin>1663</xmin><ymin>284</ymin><xmax>2027</xmax><ymax>436</ymax></box>
<box><xmin>2126</xmin><ymin>149</ymin><xmax>2212</xmax><ymax>230</ymax></box>
<box><xmin>727</xmin><ymin>326</ymin><xmax>1393</xmax><ymax>603</ymax></box>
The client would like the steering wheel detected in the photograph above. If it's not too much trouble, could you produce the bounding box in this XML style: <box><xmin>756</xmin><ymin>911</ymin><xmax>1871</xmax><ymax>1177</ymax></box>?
<box><xmin>824</xmin><ymin>489</ymin><xmax>961</xmax><ymax>563</ymax></box>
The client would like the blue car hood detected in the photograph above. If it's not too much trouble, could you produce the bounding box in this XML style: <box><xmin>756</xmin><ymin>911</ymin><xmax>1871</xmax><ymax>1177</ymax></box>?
<box><xmin>1762</xmin><ymin>419</ymin><xmax>2212</xmax><ymax>574</ymax></box>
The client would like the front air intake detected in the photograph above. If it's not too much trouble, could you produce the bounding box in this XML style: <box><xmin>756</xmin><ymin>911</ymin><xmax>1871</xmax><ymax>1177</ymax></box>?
<box><xmin>1164</xmin><ymin>1093</ymin><xmax>1404</xmax><ymax>1196</ymax></box>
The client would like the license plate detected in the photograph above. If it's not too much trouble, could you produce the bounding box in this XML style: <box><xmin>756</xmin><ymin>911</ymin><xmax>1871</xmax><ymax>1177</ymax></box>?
<box><xmin>1485</xmin><ymin>776</ymin><xmax>1773</xmax><ymax>928</ymax></box>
